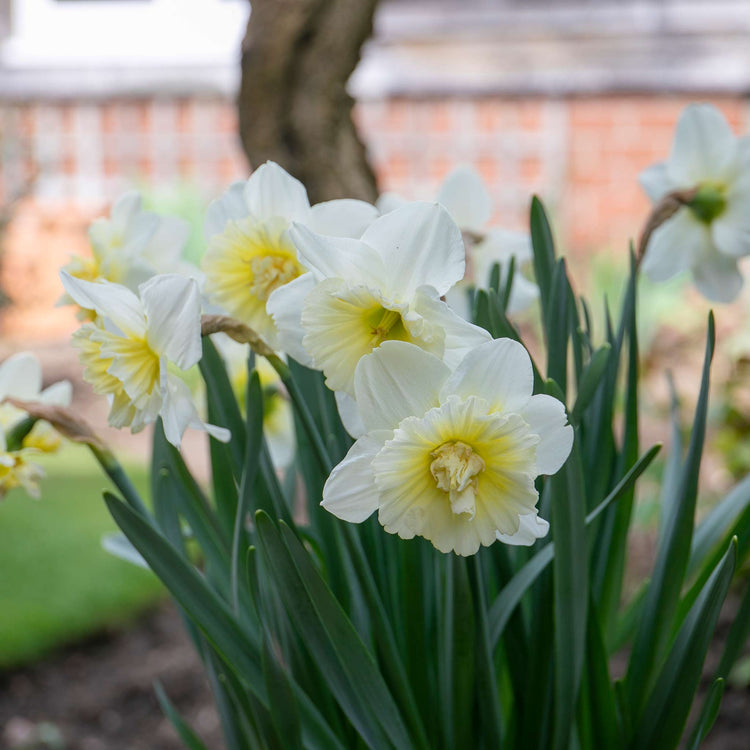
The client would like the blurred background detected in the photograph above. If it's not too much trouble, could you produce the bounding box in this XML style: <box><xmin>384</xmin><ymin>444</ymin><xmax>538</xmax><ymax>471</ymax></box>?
<box><xmin>1</xmin><ymin>1</ymin><xmax>749</xmax><ymax>747</ymax></box>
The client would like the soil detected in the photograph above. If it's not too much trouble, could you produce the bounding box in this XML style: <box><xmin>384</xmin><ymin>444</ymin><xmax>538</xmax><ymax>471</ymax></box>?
<box><xmin>0</xmin><ymin>597</ymin><xmax>747</xmax><ymax>750</ymax></box>
<box><xmin>0</xmin><ymin>604</ymin><xmax>224</xmax><ymax>750</ymax></box>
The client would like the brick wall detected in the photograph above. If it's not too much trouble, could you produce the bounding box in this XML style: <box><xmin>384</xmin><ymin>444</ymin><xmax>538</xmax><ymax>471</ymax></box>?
<box><xmin>0</xmin><ymin>93</ymin><xmax>747</xmax><ymax>340</ymax></box>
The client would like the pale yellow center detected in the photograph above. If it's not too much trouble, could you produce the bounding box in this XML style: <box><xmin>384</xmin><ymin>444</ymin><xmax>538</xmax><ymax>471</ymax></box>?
<box><xmin>430</xmin><ymin>440</ymin><xmax>486</xmax><ymax>519</ymax></box>
<box><xmin>365</xmin><ymin>307</ymin><xmax>409</xmax><ymax>349</ymax></box>
<box><xmin>250</xmin><ymin>255</ymin><xmax>299</xmax><ymax>301</ymax></box>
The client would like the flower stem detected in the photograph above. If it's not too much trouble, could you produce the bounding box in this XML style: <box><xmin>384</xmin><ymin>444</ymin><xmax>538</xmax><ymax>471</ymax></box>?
<box><xmin>89</xmin><ymin>443</ymin><xmax>150</xmax><ymax>518</ymax></box>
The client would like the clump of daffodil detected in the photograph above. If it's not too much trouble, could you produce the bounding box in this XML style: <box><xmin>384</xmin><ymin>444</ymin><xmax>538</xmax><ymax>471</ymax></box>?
<box><xmin>201</xmin><ymin>161</ymin><xmax>378</xmax><ymax>347</ymax></box>
<box><xmin>213</xmin><ymin>334</ymin><xmax>294</xmax><ymax>468</ymax></box>
<box><xmin>379</xmin><ymin>165</ymin><xmax>539</xmax><ymax>318</ymax></box>
<box><xmin>61</xmin><ymin>271</ymin><xmax>229</xmax><ymax>449</ymax></box>
<box><xmin>640</xmin><ymin>103</ymin><xmax>750</xmax><ymax>302</ymax></box>
<box><xmin>0</xmin><ymin>352</ymin><xmax>72</xmax><ymax>499</ymax></box>
<box><xmin>267</xmin><ymin>201</ymin><xmax>492</xmax><ymax>434</ymax></box>
<box><xmin>322</xmin><ymin>338</ymin><xmax>573</xmax><ymax>555</ymax></box>
<box><xmin>61</xmin><ymin>191</ymin><xmax>193</xmax><ymax>317</ymax></box>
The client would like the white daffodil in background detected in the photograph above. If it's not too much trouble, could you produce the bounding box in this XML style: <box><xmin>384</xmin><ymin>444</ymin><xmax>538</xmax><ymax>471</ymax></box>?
<box><xmin>0</xmin><ymin>352</ymin><xmax>72</xmax><ymax>499</ymax></box>
<box><xmin>61</xmin><ymin>272</ymin><xmax>230</xmax><ymax>449</ymax></box>
<box><xmin>378</xmin><ymin>165</ymin><xmax>538</xmax><ymax>318</ymax></box>
<box><xmin>213</xmin><ymin>334</ymin><xmax>294</xmax><ymax>469</ymax></box>
<box><xmin>639</xmin><ymin>103</ymin><xmax>750</xmax><ymax>302</ymax></box>
<box><xmin>201</xmin><ymin>161</ymin><xmax>378</xmax><ymax>347</ymax></box>
<box><xmin>322</xmin><ymin>339</ymin><xmax>573</xmax><ymax>556</ymax></box>
<box><xmin>267</xmin><ymin>201</ymin><xmax>491</xmax><ymax>433</ymax></box>
<box><xmin>61</xmin><ymin>192</ymin><xmax>192</xmax><ymax>315</ymax></box>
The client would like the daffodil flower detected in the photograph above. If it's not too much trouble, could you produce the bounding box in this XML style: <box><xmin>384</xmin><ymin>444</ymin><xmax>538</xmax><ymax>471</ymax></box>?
<box><xmin>61</xmin><ymin>192</ymin><xmax>192</xmax><ymax>315</ymax></box>
<box><xmin>213</xmin><ymin>334</ymin><xmax>294</xmax><ymax>469</ymax></box>
<box><xmin>322</xmin><ymin>339</ymin><xmax>573</xmax><ymax>556</ymax></box>
<box><xmin>201</xmin><ymin>161</ymin><xmax>378</xmax><ymax>346</ymax></box>
<box><xmin>640</xmin><ymin>103</ymin><xmax>750</xmax><ymax>302</ymax></box>
<box><xmin>0</xmin><ymin>352</ymin><xmax>72</xmax><ymax>499</ymax></box>
<box><xmin>379</xmin><ymin>166</ymin><xmax>539</xmax><ymax>318</ymax></box>
<box><xmin>61</xmin><ymin>272</ymin><xmax>230</xmax><ymax>448</ymax></box>
<box><xmin>267</xmin><ymin>201</ymin><xmax>492</xmax><ymax>434</ymax></box>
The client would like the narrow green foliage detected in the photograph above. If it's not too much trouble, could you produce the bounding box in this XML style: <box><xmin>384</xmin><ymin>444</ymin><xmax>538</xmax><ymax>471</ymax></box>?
<box><xmin>626</xmin><ymin>314</ymin><xmax>715</xmax><ymax>720</ymax></box>
<box><xmin>632</xmin><ymin>538</ymin><xmax>736</xmax><ymax>748</ymax></box>
<box><xmin>685</xmin><ymin>678</ymin><xmax>725</xmax><ymax>750</ymax></box>
<box><xmin>255</xmin><ymin>513</ymin><xmax>414</xmax><ymax>749</ymax></box>
<box><xmin>155</xmin><ymin>681</ymin><xmax>210</xmax><ymax>750</ymax></box>
<box><xmin>530</xmin><ymin>195</ymin><xmax>556</xmax><ymax>317</ymax></box>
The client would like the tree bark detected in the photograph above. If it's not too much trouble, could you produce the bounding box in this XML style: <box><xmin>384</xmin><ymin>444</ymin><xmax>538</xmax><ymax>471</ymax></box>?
<box><xmin>238</xmin><ymin>0</ymin><xmax>379</xmax><ymax>204</ymax></box>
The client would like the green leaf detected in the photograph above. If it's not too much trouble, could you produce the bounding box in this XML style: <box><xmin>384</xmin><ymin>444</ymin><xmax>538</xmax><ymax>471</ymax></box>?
<box><xmin>545</xmin><ymin>260</ymin><xmax>570</xmax><ymax>394</ymax></box>
<box><xmin>106</xmin><ymin>493</ymin><xmax>344</xmax><ymax>750</ymax></box>
<box><xmin>105</xmin><ymin>492</ymin><xmax>262</xmax><ymax>685</ymax></box>
<box><xmin>550</xmin><ymin>435</ymin><xmax>588</xmax><ymax>750</ymax></box>
<box><xmin>571</xmin><ymin>344</ymin><xmax>611</xmax><ymax>423</ymax></box>
<box><xmin>489</xmin><ymin>444</ymin><xmax>660</xmax><ymax>646</ymax></box>
<box><xmin>689</xmin><ymin>472</ymin><xmax>750</xmax><ymax>577</ymax></box>
<box><xmin>530</xmin><ymin>195</ymin><xmax>556</xmax><ymax>318</ymax></box>
<box><xmin>685</xmin><ymin>678</ymin><xmax>724</xmax><ymax>750</ymax></box>
<box><xmin>717</xmin><ymin>576</ymin><xmax>750</xmax><ymax>680</ymax></box>
<box><xmin>632</xmin><ymin>537</ymin><xmax>735</xmax><ymax>748</ymax></box>
<box><xmin>581</xmin><ymin>597</ymin><xmax>621</xmax><ymax>750</ymax></box>
<box><xmin>154</xmin><ymin>681</ymin><xmax>209</xmax><ymax>750</ymax></box>
<box><xmin>595</xmin><ymin>251</ymin><xmax>639</xmax><ymax>637</ymax></box>
<box><xmin>470</xmin><ymin>556</ymin><xmax>504</xmax><ymax>747</ymax></box>
<box><xmin>450</xmin><ymin>556</ymin><xmax>476</xmax><ymax>749</ymax></box>
<box><xmin>199</xmin><ymin>336</ymin><xmax>246</xmax><ymax>475</ymax></box>
<box><xmin>152</xmin><ymin>420</ymin><xmax>231</xmax><ymax>581</ymax></box>
<box><xmin>625</xmin><ymin>314</ymin><xmax>715</xmax><ymax>720</ymax></box>
<box><xmin>262</xmin><ymin>631</ymin><xmax>303</xmax><ymax>750</ymax></box>
<box><xmin>255</xmin><ymin>513</ymin><xmax>413</xmax><ymax>749</ymax></box>
<box><xmin>232</xmin><ymin>368</ymin><xmax>264</xmax><ymax>613</ymax></box>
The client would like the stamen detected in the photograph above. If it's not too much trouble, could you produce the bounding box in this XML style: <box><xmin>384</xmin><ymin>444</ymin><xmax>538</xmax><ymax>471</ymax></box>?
<box><xmin>250</xmin><ymin>255</ymin><xmax>298</xmax><ymax>301</ymax></box>
<box><xmin>368</xmin><ymin>308</ymin><xmax>402</xmax><ymax>348</ymax></box>
<box><xmin>430</xmin><ymin>441</ymin><xmax>485</xmax><ymax>519</ymax></box>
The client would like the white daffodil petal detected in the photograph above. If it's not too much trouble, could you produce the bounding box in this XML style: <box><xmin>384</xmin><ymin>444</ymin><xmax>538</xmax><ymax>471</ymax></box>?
<box><xmin>441</xmin><ymin>338</ymin><xmax>533</xmax><ymax>414</ymax></box>
<box><xmin>322</xmin><ymin>431</ymin><xmax>391</xmax><ymax>522</ymax></box>
<box><xmin>360</xmin><ymin>202</ymin><xmax>466</xmax><ymax>298</ymax></box>
<box><xmin>289</xmin><ymin>224</ymin><xmax>388</xmax><ymax>287</ymax></box>
<box><xmin>335</xmin><ymin>391</ymin><xmax>367</xmax><ymax>439</ymax></box>
<box><xmin>205</xmin><ymin>181</ymin><xmax>250</xmax><ymax>240</ymax></box>
<box><xmin>60</xmin><ymin>272</ymin><xmax>146</xmax><ymax>338</ymax></box>
<box><xmin>445</xmin><ymin>284</ymin><xmax>473</xmax><ymax>323</ymax></box>
<box><xmin>435</xmin><ymin>165</ymin><xmax>492</xmax><ymax>233</ymax></box>
<box><xmin>372</xmin><ymin>396</ymin><xmax>541</xmax><ymax>556</ymax></box>
<box><xmin>414</xmin><ymin>289</ymin><xmax>492</xmax><ymax>369</ymax></box>
<box><xmin>507</xmin><ymin>274</ymin><xmax>540</xmax><ymax>315</ymax></box>
<box><xmin>668</xmin><ymin>103</ymin><xmax>737</xmax><ymax>184</ymax></box>
<box><xmin>642</xmin><ymin>210</ymin><xmax>710</xmax><ymax>282</ymax></box>
<box><xmin>140</xmin><ymin>275</ymin><xmax>202</xmax><ymax>369</ymax></box>
<box><xmin>307</xmin><ymin>199</ymin><xmax>378</xmax><ymax>238</ymax></box>
<box><xmin>267</xmin><ymin>273</ymin><xmax>316</xmax><ymax>366</ymax></box>
<box><xmin>692</xmin><ymin>249</ymin><xmax>743</xmax><ymax>303</ymax></box>
<box><xmin>39</xmin><ymin>380</ymin><xmax>73</xmax><ymax>407</ymax></box>
<box><xmin>496</xmin><ymin>512</ymin><xmax>550</xmax><ymax>546</ymax></box>
<box><xmin>639</xmin><ymin>162</ymin><xmax>673</xmax><ymax>202</ymax></box>
<box><xmin>244</xmin><ymin>162</ymin><xmax>310</xmax><ymax>223</ymax></box>
<box><xmin>354</xmin><ymin>341</ymin><xmax>450</xmax><ymax>433</ymax></box>
<box><xmin>0</xmin><ymin>352</ymin><xmax>42</xmax><ymax>400</ymax></box>
<box><xmin>162</xmin><ymin>374</ymin><xmax>231</xmax><ymax>448</ymax></box>
<box><xmin>143</xmin><ymin>216</ymin><xmax>190</xmax><ymax>269</ymax></box>
<box><xmin>712</xmin><ymin>172</ymin><xmax>750</xmax><ymax>258</ymax></box>
<box><xmin>111</xmin><ymin>191</ymin><xmax>143</xmax><ymax>232</ymax></box>
<box><xmin>519</xmin><ymin>394</ymin><xmax>574</xmax><ymax>475</ymax></box>
<box><xmin>376</xmin><ymin>192</ymin><xmax>408</xmax><ymax>215</ymax></box>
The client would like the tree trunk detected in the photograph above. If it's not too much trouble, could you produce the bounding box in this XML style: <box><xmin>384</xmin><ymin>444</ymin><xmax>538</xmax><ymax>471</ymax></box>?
<box><xmin>238</xmin><ymin>0</ymin><xmax>379</xmax><ymax>204</ymax></box>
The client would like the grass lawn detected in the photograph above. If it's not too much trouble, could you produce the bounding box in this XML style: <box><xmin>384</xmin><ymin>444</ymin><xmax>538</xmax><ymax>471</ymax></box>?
<box><xmin>0</xmin><ymin>447</ymin><xmax>163</xmax><ymax>669</ymax></box>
